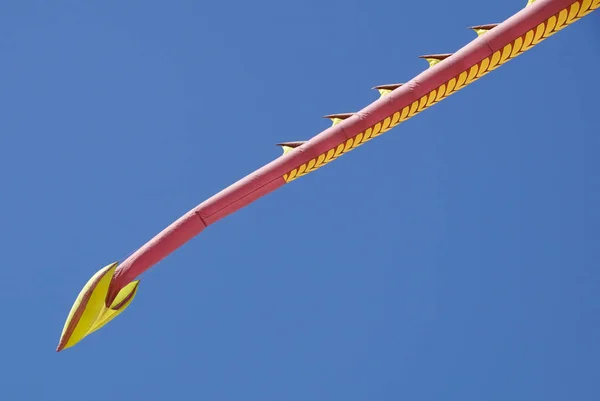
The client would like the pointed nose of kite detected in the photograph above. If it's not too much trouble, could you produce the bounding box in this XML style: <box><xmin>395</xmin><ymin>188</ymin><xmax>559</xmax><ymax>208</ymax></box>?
<box><xmin>56</xmin><ymin>262</ymin><xmax>140</xmax><ymax>352</ymax></box>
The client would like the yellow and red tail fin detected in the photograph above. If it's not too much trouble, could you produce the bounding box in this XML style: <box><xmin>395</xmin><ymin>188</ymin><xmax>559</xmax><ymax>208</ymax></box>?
<box><xmin>56</xmin><ymin>262</ymin><xmax>139</xmax><ymax>351</ymax></box>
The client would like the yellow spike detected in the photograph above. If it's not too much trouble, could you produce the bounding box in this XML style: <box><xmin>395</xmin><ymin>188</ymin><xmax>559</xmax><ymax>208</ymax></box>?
<box><xmin>323</xmin><ymin>113</ymin><xmax>354</xmax><ymax>126</ymax></box>
<box><xmin>427</xmin><ymin>59</ymin><xmax>441</xmax><ymax>67</ymax></box>
<box><xmin>419</xmin><ymin>54</ymin><xmax>452</xmax><ymax>67</ymax></box>
<box><xmin>469</xmin><ymin>24</ymin><xmax>499</xmax><ymax>36</ymax></box>
<box><xmin>276</xmin><ymin>141</ymin><xmax>306</xmax><ymax>154</ymax></box>
<box><xmin>373</xmin><ymin>83</ymin><xmax>404</xmax><ymax>97</ymax></box>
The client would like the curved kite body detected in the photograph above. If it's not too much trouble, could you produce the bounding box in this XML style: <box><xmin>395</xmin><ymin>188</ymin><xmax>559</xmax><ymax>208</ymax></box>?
<box><xmin>57</xmin><ymin>0</ymin><xmax>598</xmax><ymax>351</ymax></box>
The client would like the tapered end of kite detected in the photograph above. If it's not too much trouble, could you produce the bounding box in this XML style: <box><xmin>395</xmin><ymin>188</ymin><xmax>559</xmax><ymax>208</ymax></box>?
<box><xmin>373</xmin><ymin>83</ymin><xmax>404</xmax><ymax>97</ymax></box>
<box><xmin>276</xmin><ymin>141</ymin><xmax>306</xmax><ymax>154</ymax></box>
<box><xmin>323</xmin><ymin>113</ymin><xmax>354</xmax><ymax>126</ymax></box>
<box><xmin>468</xmin><ymin>23</ymin><xmax>499</xmax><ymax>36</ymax></box>
<box><xmin>56</xmin><ymin>262</ymin><xmax>140</xmax><ymax>352</ymax></box>
<box><xmin>419</xmin><ymin>53</ymin><xmax>453</xmax><ymax>67</ymax></box>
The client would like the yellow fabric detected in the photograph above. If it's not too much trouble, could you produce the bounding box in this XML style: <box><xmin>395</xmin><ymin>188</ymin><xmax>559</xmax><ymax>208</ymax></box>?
<box><xmin>378</xmin><ymin>88</ymin><xmax>393</xmax><ymax>97</ymax></box>
<box><xmin>425</xmin><ymin>58</ymin><xmax>443</xmax><ymax>67</ymax></box>
<box><xmin>473</xmin><ymin>28</ymin><xmax>490</xmax><ymax>36</ymax></box>
<box><xmin>88</xmin><ymin>281</ymin><xmax>139</xmax><ymax>335</ymax></box>
<box><xmin>57</xmin><ymin>262</ymin><xmax>140</xmax><ymax>351</ymax></box>
<box><xmin>281</xmin><ymin>145</ymin><xmax>294</xmax><ymax>154</ymax></box>
<box><xmin>526</xmin><ymin>0</ymin><xmax>536</xmax><ymax>5</ymax></box>
<box><xmin>329</xmin><ymin>117</ymin><xmax>344</xmax><ymax>125</ymax></box>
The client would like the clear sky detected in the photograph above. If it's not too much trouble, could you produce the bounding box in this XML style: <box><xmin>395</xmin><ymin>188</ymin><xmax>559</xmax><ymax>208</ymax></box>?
<box><xmin>1</xmin><ymin>1</ymin><xmax>598</xmax><ymax>400</ymax></box>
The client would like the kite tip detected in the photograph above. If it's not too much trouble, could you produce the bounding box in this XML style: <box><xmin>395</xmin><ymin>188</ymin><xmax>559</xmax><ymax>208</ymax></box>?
<box><xmin>56</xmin><ymin>262</ymin><xmax>140</xmax><ymax>352</ymax></box>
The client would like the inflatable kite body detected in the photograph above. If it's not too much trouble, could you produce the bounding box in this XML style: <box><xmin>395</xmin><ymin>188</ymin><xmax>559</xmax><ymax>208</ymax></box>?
<box><xmin>57</xmin><ymin>0</ymin><xmax>598</xmax><ymax>351</ymax></box>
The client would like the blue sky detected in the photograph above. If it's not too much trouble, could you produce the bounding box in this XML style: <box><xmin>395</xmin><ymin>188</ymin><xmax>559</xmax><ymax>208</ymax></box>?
<box><xmin>1</xmin><ymin>1</ymin><xmax>598</xmax><ymax>400</ymax></box>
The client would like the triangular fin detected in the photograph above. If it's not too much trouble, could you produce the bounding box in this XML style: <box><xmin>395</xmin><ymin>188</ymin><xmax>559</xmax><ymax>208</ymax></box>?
<box><xmin>56</xmin><ymin>262</ymin><xmax>141</xmax><ymax>352</ymax></box>
<box><xmin>373</xmin><ymin>83</ymin><xmax>404</xmax><ymax>97</ymax></box>
<box><xmin>276</xmin><ymin>141</ymin><xmax>306</xmax><ymax>154</ymax></box>
<box><xmin>469</xmin><ymin>23</ymin><xmax>499</xmax><ymax>36</ymax></box>
<box><xmin>419</xmin><ymin>53</ymin><xmax>452</xmax><ymax>67</ymax></box>
<box><xmin>323</xmin><ymin>113</ymin><xmax>354</xmax><ymax>126</ymax></box>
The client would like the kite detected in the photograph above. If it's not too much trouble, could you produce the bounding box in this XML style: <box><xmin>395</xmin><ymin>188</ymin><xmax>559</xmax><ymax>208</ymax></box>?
<box><xmin>57</xmin><ymin>0</ymin><xmax>598</xmax><ymax>351</ymax></box>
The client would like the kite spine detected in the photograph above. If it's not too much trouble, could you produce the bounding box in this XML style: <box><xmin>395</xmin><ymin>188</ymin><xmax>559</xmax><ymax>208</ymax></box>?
<box><xmin>283</xmin><ymin>0</ymin><xmax>598</xmax><ymax>183</ymax></box>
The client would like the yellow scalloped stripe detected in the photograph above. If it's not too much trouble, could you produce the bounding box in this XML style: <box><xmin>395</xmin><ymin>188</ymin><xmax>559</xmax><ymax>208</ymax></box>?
<box><xmin>283</xmin><ymin>0</ymin><xmax>597</xmax><ymax>183</ymax></box>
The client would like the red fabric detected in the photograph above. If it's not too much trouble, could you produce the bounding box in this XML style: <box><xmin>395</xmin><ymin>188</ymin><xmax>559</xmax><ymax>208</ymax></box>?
<box><xmin>107</xmin><ymin>0</ymin><xmax>575</xmax><ymax>305</ymax></box>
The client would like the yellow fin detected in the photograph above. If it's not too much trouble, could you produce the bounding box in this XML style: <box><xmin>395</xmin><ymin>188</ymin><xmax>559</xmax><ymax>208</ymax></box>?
<box><xmin>56</xmin><ymin>262</ymin><xmax>140</xmax><ymax>351</ymax></box>
<box><xmin>373</xmin><ymin>83</ymin><xmax>404</xmax><ymax>97</ymax></box>
<box><xmin>419</xmin><ymin>53</ymin><xmax>452</xmax><ymax>67</ymax></box>
<box><xmin>276</xmin><ymin>141</ymin><xmax>306</xmax><ymax>154</ymax></box>
<box><xmin>323</xmin><ymin>113</ymin><xmax>354</xmax><ymax>126</ymax></box>
<box><xmin>469</xmin><ymin>24</ymin><xmax>499</xmax><ymax>36</ymax></box>
<box><xmin>88</xmin><ymin>280</ymin><xmax>139</xmax><ymax>335</ymax></box>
